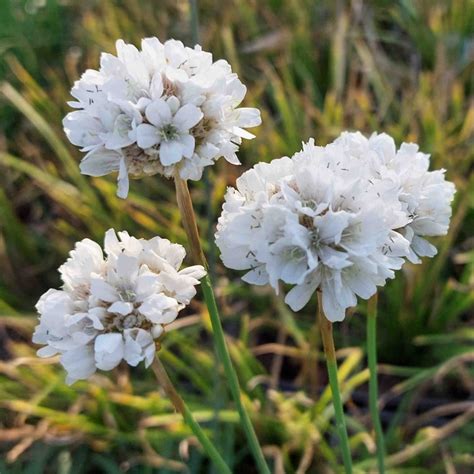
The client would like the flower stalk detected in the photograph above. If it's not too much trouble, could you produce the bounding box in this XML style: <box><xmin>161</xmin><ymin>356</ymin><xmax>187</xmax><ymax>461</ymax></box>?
<box><xmin>317</xmin><ymin>292</ymin><xmax>353</xmax><ymax>474</ymax></box>
<box><xmin>367</xmin><ymin>293</ymin><xmax>386</xmax><ymax>473</ymax></box>
<box><xmin>151</xmin><ymin>357</ymin><xmax>231</xmax><ymax>473</ymax></box>
<box><xmin>174</xmin><ymin>175</ymin><xmax>270</xmax><ymax>474</ymax></box>
<box><xmin>189</xmin><ymin>0</ymin><xmax>200</xmax><ymax>45</ymax></box>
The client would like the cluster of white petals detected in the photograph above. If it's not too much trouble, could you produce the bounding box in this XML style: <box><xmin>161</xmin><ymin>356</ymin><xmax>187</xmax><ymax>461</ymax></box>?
<box><xmin>64</xmin><ymin>38</ymin><xmax>261</xmax><ymax>198</ymax></box>
<box><xmin>33</xmin><ymin>230</ymin><xmax>206</xmax><ymax>384</ymax></box>
<box><xmin>215</xmin><ymin>132</ymin><xmax>455</xmax><ymax>321</ymax></box>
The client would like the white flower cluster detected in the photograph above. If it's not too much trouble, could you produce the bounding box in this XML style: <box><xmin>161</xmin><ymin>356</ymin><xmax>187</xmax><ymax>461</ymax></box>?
<box><xmin>215</xmin><ymin>132</ymin><xmax>455</xmax><ymax>321</ymax></box>
<box><xmin>33</xmin><ymin>230</ymin><xmax>206</xmax><ymax>384</ymax></box>
<box><xmin>64</xmin><ymin>38</ymin><xmax>261</xmax><ymax>198</ymax></box>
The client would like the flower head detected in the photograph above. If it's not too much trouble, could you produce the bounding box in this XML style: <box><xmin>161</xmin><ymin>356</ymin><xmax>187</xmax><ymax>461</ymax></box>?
<box><xmin>215</xmin><ymin>132</ymin><xmax>455</xmax><ymax>321</ymax></box>
<box><xmin>64</xmin><ymin>38</ymin><xmax>261</xmax><ymax>198</ymax></box>
<box><xmin>33</xmin><ymin>230</ymin><xmax>206</xmax><ymax>384</ymax></box>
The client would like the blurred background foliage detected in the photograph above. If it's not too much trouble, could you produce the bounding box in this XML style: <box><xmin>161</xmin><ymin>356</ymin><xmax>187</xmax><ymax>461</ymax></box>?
<box><xmin>0</xmin><ymin>0</ymin><xmax>473</xmax><ymax>472</ymax></box>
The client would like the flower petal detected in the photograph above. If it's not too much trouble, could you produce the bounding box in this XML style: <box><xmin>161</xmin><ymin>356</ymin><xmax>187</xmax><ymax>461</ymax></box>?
<box><xmin>80</xmin><ymin>149</ymin><xmax>121</xmax><ymax>177</ymax></box>
<box><xmin>146</xmin><ymin>99</ymin><xmax>171</xmax><ymax>126</ymax></box>
<box><xmin>108</xmin><ymin>301</ymin><xmax>134</xmax><ymax>315</ymax></box>
<box><xmin>61</xmin><ymin>346</ymin><xmax>96</xmax><ymax>385</ymax></box>
<box><xmin>160</xmin><ymin>140</ymin><xmax>184</xmax><ymax>165</ymax></box>
<box><xmin>94</xmin><ymin>333</ymin><xmax>124</xmax><ymax>370</ymax></box>
<box><xmin>180</xmin><ymin>134</ymin><xmax>195</xmax><ymax>158</ymax></box>
<box><xmin>116</xmin><ymin>254</ymin><xmax>139</xmax><ymax>282</ymax></box>
<box><xmin>173</xmin><ymin>104</ymin><xmax>203</xmax><ymax>131</ymax></box>
<box><xmin>150</xmin><ymin>73</ymin><xmax>163</xmax><ymax>99</ymax></box>
<box><xmin>237</xmin><ymin>107</ymin><xmax>262</xmax><ymax>128</ymax></box>
<box><xmin>90</xmin><ymin>278</ymin><xmax>118</xmax><ymax>302</ymax></box>
<box><xmin>284</xmin><ymin>272</ymin><xmax>320</xmax><ymax>312</ymax></box>
<box><xmin>136</xmin><ymin>123</ymin><xmax>160</xmax><ymax>149</ymax></box>
<box><xmin>116</xmin><ymin>157</ymin><xmax>129</xmax><ymax>199</ymax></box>
<box><xmin>139</xmin><ymin>294</ymin><xmax>179</xmax><ymax>324</ymax></box>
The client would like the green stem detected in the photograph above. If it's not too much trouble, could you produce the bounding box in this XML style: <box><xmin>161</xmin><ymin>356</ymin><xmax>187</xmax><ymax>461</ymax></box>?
<box><xmin>189</xmin><ymin>0</ymin><xmax>200</xmax><ymax>45</ymax></box>
<box><xmin>317</xmin><ymin>292</ymin><xmax>353</xmax><ymax>474</ymax></box>
<box><xmin>367</xmin><ymin>294</ymin><xmax>386</xmax><ymax>473</ymax></box>
<box><xmin>187</xmin><ymin>0</ymin><xmax>216</xmax><ymax>276</ymax></box>
<box><xmin>174</xmin><ymin>176</ymin><xmax>270</xmax><ymax>474</ymax></box>
<box><xmin>201</xmin><ymin>275</ymin><xmax>270</xmax><ymax>474</ymax></box>
<box><xmin>151</xmin><ymin>357</ymin><xmax>231</xmax><ymax>473</ymax></box>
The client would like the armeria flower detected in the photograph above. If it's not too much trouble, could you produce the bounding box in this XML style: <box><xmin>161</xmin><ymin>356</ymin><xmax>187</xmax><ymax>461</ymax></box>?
<box><xmin>33</xmin><ymin>230</ymin><xmax>206</xmax><ymax>384</ymax></box>
<box><xmin>215</xmin><ymin>132</ymin><xmax>455</xmax><ymax>321</ymax></box>
<box><xmin>63</xmin><ymin>38</ymin><xmax>261</xmax><ymax>198</ymax></box>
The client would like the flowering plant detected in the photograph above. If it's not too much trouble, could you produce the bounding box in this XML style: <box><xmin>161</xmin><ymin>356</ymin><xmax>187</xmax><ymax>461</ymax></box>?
<box><xmin>33</xmin><ymin>229</ymin><xmax>205</xmax><ymax>384</ymax></box>
<box><xmin>216</xmin><ymin>132</ymin><xmax>455</xmax><ymax>321</ymax></box>
<box><xmin>63</xmin><ymin>38</ymin><xmax>261</xmax><ymax>198</ymax></box>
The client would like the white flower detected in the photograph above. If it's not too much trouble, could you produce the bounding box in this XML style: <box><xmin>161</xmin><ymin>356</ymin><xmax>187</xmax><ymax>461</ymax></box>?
<box><xmin>64</xmin><ymin>38</ymin><xmax>261</xmax><ymax>197</ymax></box>
<box><xmin>33</xmin><ymin>229</ymin><xmax>206</xmax><ymax>384</ymax></box>
<box><xmin>136</xmin><ymin>99</ymin><xmax>202</xmax><ymax>165</ymax></box>
<box><xmin>215</xmin><ymin>132</ymin><xmax>455</xmax><ymax>321</ymax></box>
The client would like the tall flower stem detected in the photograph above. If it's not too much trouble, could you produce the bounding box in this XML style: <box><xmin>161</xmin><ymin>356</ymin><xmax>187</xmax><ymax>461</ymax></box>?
<box><xmin>189</xmin><ymin>0</ymin><xmax>200</xmax><ymax>45</ymax></box>
<box><xmin>187</xmin><ymin>0</ymin><xmax>216</xmax><ymax>275</ymax></box>
<box><xmin>174</xmin><ymin>176</ymin><xmax>271</xmax><ymax>474</ymax></box>
<box><xmin>367</xmin><ymin>293</ymin><xmax>386</xmax><ymax>473</ymax></box>
<box><xmin>151</xmin><ymin>357</ymin><xmax>231</xmax><ymax>474</ymax></box>
<box><xmin>317</xmin><ymin>292</ymin><xmax>353</xmax><ymax>474</ymax></box>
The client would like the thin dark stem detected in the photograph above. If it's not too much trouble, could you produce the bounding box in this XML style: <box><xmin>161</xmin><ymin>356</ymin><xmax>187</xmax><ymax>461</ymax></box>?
<box><xmin>367</xmin><ymin>293</ymin><xmax>386</xmax><ymax>473</ymax></box>
<box><xmin>187</xmin><ymin>0</ymin><xmax>216</xmax><ymax>278</ymax></box>
<box><xmin>174</xmin><ymin>176</ymin><xmax>270</xmax><ymax>474</ymax></box>
<box><xmin>189</xmin><ymin>0</ymin><xmax>200</xmax><ymax>45</ymax></box>
<box><xmin>317</xmin><ymin>292</ymin><xmax>353</xmax><ymax>474</ymax></box>
<box><xmin>151</xmin><ymin>357</ymin><xmax>231</xmax><ymax>473</ymax></box>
